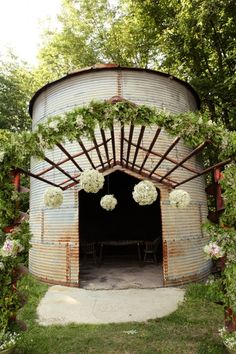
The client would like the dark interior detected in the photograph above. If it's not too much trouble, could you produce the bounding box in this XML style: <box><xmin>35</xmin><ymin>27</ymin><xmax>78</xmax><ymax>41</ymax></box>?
<box><xmin>79</xmin><ymin>171</ymin><xmax>162</xmax><ymax>245</ymax></box>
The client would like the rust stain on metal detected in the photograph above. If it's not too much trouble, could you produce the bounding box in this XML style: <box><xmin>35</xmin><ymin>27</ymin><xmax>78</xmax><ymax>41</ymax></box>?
<box><xmin>66</xmin><ymin>243</ymin><xmax>71</xmax><ymax>283</ymax></box>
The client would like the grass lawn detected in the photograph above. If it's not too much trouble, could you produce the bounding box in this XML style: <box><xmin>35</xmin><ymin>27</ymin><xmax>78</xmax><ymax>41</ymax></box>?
<box><xmin>15</xmin><ymin>275</ymin><xmax>227</xmax><ymax>354</ymax></box>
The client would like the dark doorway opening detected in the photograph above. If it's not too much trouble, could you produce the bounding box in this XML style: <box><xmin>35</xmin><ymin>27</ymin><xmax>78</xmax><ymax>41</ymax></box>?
<box><xmin>79</xmin><ymin>171</ymin><xmax>162</xmax><ymax>260</ymax></box>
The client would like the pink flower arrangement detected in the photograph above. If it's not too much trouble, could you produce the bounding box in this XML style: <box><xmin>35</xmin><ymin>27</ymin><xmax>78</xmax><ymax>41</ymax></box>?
<box><xmin>203</xmin><ymin>241</ymin><xmax>225</xmax><ymax>259</ymax></box>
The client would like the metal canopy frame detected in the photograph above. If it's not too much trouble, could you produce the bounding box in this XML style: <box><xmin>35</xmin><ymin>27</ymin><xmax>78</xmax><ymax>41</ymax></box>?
<box><xmin>18</xmin><ymin>125</ymin><xmax>231</xmax><ymax>190</ymax></box>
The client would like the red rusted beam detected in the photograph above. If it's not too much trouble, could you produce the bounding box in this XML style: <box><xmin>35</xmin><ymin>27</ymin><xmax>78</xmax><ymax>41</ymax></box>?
<box><xmin>78</xmin><ymin>139</ymin><xmax>96</xmax><ymax>169</ymax></box>
<box><xmin>110</xmin><ymin>126</ymin><xmax>116</xmax><ymax>164</ymax></box>
<box><xmin>100</xmin><ymin>128</ymin><xmax>111</xmax><ymax>168</ymax></box>
<box><xmin>122</xmin><ymin>159</ymin><xmax>177</xmax><ymax>188</ymax></box>
<box><xmin>120</xmin><ymin>126</ymin><xmax>124</xmax><ymax>167</ymax></box>
<box><xmin>37</xmin><ymin>140</ymin><xmax>110</xmax><ymax>177</ymax></box>
<box><xmin>126</xmin><ymin>124</ymin><xmax>134</xmax><ymax>168</ymax></box>
<box><xmin>131</xmin><ymin>126</ymin><xmax>145</xmax><ymax>169</ymax></box>
<box><xmin>159</xmin><ymin>141</ymin><xmax>209</xmax><ymax>182</ymax></box>
<box><xmin>149</xmin><ymin>137</ymin><xmax>181</xmax><ymax>177</ymax></box>
<box><xmin>17</xmin><ymin>167</ymin><xmax>62</xmax><ymax>189</ymax></box>
<box><xmin>139</xmin><ymin>127</ymin><xmax>161</xmax><ymax>173</ymax></box>
<box><xmin>93</xmin><ymin>136</ymin><xmax>105</xmax><ymax>169</ymax></box>
<box><xmin>44</xmin><ymin>156</ymin><xmax>78</xmax><ymax>183</ymax></box>
<box><xmin>57</xmin><ymin>143</ymin><xmax>83</xmax><ymax>172</ymax></box>
<box><xmin>175</xmin><ymin>158</ymin><xmax>231</xmax><ymax>187</ymax></box>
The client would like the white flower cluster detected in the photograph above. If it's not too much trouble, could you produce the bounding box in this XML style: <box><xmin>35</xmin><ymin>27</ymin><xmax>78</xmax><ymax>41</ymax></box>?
<box><xmin>80</xmin><ymin>169</ymin><xmax>105</xmax><ymax>193</ymax></box>
<box><xmin>219</xmin><ymin>327</ymin><xmax>236</xmax><ymax>350</ymax></box>
<box><xmin>100</xmin><ymin>194</ymin><xmax>117</xmax><ymax>211</ymax></box>
<box><xmin>44</xmin><ymin>187</ymin><xmax>64</xmax><ymax>208</ymax></box>
<box><xmin>132</xmin><ymin>180</ymin><xmax>158</xmax><ymax>206</ymax></box>
<box><xmin>169</xmin><ymin>189</ymin><xmax>191</xmax><ymax>208</ymax></box>
<box><xmin>76</xmin><ymin>114</ymin><xmax>84</xmax><ymax>129</ymax></box>
<box><xmin>0</xmin><ymin>331</ymin><xmax>20</xmax><ymax>351</ymax></box>
<box><xmin>203</xmin><ymin>241</ymin><xmax>225</xmax><ymax>259</ymax></box>
<box><xmin>0</xmin><ymin>151</ymin><xmax>5</xmax><ymax>162</ymax></box>
<box><xmin>48</xmin><ymin>119</ymin><xmax>60</xmax><ymax>132</ymax></box>
<box><xmin>0</xmin><ymin>239</ymin><xmax>24</xmax><ymax>258</ymax></box>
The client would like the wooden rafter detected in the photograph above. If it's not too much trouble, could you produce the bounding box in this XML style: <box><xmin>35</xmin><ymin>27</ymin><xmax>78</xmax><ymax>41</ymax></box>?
<box><xmin>132</xmin><ymin>125</ymin><xmax>145</xmax><ymax>169</ymax></box>
<box><xmin>57</xmin><ymin>143</ymin><xmax>83</xmax><ymax>172</ymax></box>
<box><xmin>18</xmin><ymin>167</ymin><xmax>63</xmax><ymax>189</ymax></box>
<box><xmin>176</xmin><ymin>158</ymin><xmax>232</xmax><ymax>187</ymax></box>
<box><xmin>100</xmin><ymin>128</ymin><xmax>111</xmax><ymax>168</ymax></box>
<box><xmin>159</xmin><ymin>141</ymin><xmax>208</xmax><ymax>182</ymax></box>
<box><xmin>78</xmin><ymin>139</ymin><xmax>96</xmax><ymax>169</ymax></box>
<box><xmin>120</xmin><ymin>126</ymin><xmax>124</xmax><ymax>167</ymax></box>
<box><xmin>43</xmin><ymin>156</ymin><xmax>78</xmax><ymax>183</ymax></box>
<box><xmin>149</xmin><ymin>137</ymin><xmax>181</xmax><ymax>177</ymax></box>
<box><xmin>93</xmin><ymin>136</ymin><xmax>105</xmax><ymax>169</ymax></box>
<box><xmin>126</xmin><ymin>124</ymin><xmax>134</xmax><ymax>168</ymax></box>
<box><xmin>110</xmin><ymin>125</ymin><xmax>116</xmax><ymax>164</ymax></box>
<box><xmin>139</xmin><ymin>127</ymin><xmax>161</xmax><ymax>172</ymax></box>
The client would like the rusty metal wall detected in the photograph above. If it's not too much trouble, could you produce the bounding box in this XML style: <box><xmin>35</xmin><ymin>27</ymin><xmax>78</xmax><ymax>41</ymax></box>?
<box><xmin>29</xmin><ymin>66</ymin><xmax>210</xmax><ymax>287</ymax></box>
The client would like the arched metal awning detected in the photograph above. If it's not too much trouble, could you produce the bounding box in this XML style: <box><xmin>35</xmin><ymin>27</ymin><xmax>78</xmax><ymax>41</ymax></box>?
<box><xmin>18</xmin><ymin>123</ymin><xmax>231</xmax><ymax>191</ymax></box>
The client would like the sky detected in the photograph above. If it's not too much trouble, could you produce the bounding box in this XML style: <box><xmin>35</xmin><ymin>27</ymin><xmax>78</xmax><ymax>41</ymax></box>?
<box><xmin>0</xmin><ymin>0</ymin><xmax>62</xmax><ymax>65</ymax></box>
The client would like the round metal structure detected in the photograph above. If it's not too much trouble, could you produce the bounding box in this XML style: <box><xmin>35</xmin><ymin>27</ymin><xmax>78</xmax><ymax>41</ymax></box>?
<box><xmin>29</xmin><ymin>64</ymin><xmax>210</xmax><ymax>287</ymax></box>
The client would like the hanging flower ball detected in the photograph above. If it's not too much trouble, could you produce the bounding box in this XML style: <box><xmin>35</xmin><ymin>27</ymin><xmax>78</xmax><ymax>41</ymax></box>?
<box><xmin>203</xmin><ymin>242</ymin><xmax>225</xmax><ymax>260</ymax></box>
<box><xmin>100</xmin><ymin>194</ymin><xmax>118</xmax><ymax>211</ymax></box>
<box><xmin>80</xmin><ymin>169</ymin><xmax>105</xmax><ymax>193</ymax></box>
<box><xmin>132</xmin><ymin>180</ymin><xmax>158</xmax><ymax>206</ymax></box>
<box><xmin>169</xmin><ymin>189</ymin><xmax>191</xmax><ymax>208</ymax></box>
<box><xmin>44</xmin><ymin>187</ymin><xmax>64</xmax><ymax>208</ymax></box>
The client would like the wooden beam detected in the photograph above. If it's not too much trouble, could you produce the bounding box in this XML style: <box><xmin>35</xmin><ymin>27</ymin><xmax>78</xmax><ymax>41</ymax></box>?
<box><xmin>120</xmin><ymin>126</ymin><xmax>124</xmax><ymax>167</ymax></box>
<box><xmin>78</xmin><ymin>139</ymin><xmax>96</xmax><ymax>169</ymax></box>
<box><xmin>149</xmin><ymin>137</ymin><xmax>181</xmax><ymax>177</ymax></box>
<box><xmin>37</xmin><ymin>140</ymin><xmax>110</xmax><ymax>177</ymax></box>
<box><xmin>18</xmin><ymin>168</ymin><xmax>62</xmax><ymax>189</ymax></box>
<box><xmin>159</xmin><ymin>141</ymin><xmax>208</xmax><ymax>182</ymax></box>
<box><xmin>100</xmin><ymin>128</ymin><xmax>111</xmax><ymax>168</ymax></box>
<box><xmin>44</xmin><ymin>156</ymin><xmax>78</xmax><ymax>183</ymax></box>
<box><xmin>126</xmin><ymin>124</ymin><xmax>134</xmax><ymax>168</ymax></box>
<box><xmin>110</xmin><ymin>125</ymin><xmax>116</xmax><ymax>164</ymax></box>
<box><xmin>139</xmin><ymin>127</ymin><xmax>161</xmax><ymax>172</ymax></box>
<box><xmin>57</xmin><ymin>143</ymin><xmax>83</xmax><ymax>172</ymax></box>
<box><xmin>93</xmin><ymin>136</ymin><xmax>105</xmax><ymax>169</ymax></box>
<box><xmin>131</xmin><ymin>126</ymin><xmax>145</xmax><ymax>169</ymax></box>
<box><xmin>176</xmin><ymin>158</ymin><xmax>232</xmax><ymax>187</ymax></box>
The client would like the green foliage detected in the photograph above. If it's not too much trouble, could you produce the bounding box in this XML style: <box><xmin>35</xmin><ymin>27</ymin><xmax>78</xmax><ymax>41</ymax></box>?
<box><xmin>203</xmin><ymin>223</ymin><xmax>236</xmax><ymax>312</ymax></box>
<box><xmin>220</xmin><ymin>164</ymin><xmax>236</xmax><ymax>228</ymax></box>
<box><xmin>0</xmin><ymin>53</ymin><xmax>36</xmax><ymax>131</ymax></box>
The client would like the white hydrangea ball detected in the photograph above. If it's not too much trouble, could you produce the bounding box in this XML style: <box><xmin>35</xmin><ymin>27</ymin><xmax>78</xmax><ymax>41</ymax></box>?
<box><xmin>80</xmin><ymin>169</ymin><xmax>105</xmax><ymax>193</ymax></box>
<box><xmin>169</xmin><ymin>189</ymin><xmax>191</xmax><ymax>208</ymax></box>
<box><xmin>100</xmin><ymin>194</ymin><xmax>118</xmax><ymax>211</ymax></box>
<box><xmin>132</xmin><ymin>180</ymin><xmax>158</xmax><ymax>206</ymax></box>
<box><xmin>44</xmin><ymin>187</ymin><xmax>64</xmax><ymax>208</ymax></box>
